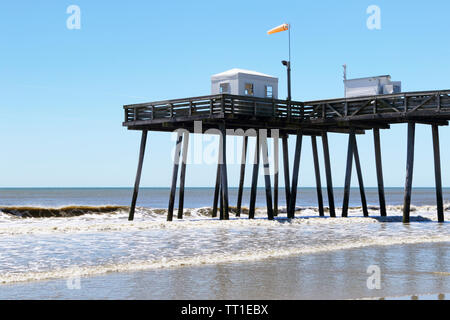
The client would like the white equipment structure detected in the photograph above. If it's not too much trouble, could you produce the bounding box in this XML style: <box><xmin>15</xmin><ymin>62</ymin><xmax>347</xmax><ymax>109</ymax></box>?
<box><xmin>211</xmin><ymin>68</ymin><xmax>279</xmax><ymax>99</ymax></box>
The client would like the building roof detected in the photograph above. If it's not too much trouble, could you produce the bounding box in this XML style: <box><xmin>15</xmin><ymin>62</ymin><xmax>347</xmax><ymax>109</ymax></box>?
<box><xmin>344</xmin><ymin>75</ymin><xmax>391</xmax><ymax>82</ymax></box>
<box><xmin>211</xmin><ymin>68</ymin><xmax>277</xmax><ymax>79</ymax></box>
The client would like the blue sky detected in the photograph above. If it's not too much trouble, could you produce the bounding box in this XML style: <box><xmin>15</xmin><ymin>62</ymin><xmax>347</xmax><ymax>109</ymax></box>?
<box><xmin>0</xmin><ymin>0</ymin><xmax>449</xmax><ymax>188</ymax></box>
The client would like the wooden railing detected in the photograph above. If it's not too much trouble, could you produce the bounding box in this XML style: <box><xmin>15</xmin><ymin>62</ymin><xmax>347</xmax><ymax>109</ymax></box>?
<box><xmin>303</xmin><ymin>90</ymin><xmax>450</xmax><ymax>120</ymax></box>
<box><xmin>124</xmin><ymin>94</ymin><xmax>304</xmax><ymax>123</ymax></box>
<box><xmin>124</xmin><ymin>90</ymin><xmax>450</xmax><ymax>124</ymax></box>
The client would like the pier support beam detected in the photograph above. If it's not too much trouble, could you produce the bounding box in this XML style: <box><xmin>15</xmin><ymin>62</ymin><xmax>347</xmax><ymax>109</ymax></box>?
<box><xmin>432</xmin><ymin>124</ymin><xmax>444</xmax><ymax>223</ymax></box>
<box><xmin>236</xmin><ymin>135</ymin><xmax>248</xmax><ymax>217</ymax></box>
<box><xmin>282</xmin><ymin>134</ymin><xmax>291</xmax><ymax>215</ymax></box>
<box><xmin>177</xmin><ymin>132</ymin><xmax>189</xmax><ymax>219</ymax></box>
<box><xmin>261</xmin><ymin>130</ymin><xmax>274</xmax><ymax>220</ymax></box>
<box><xmin>353</xmin><ymin>136</ymin><xmax>369</xmax><ymax>217</ymax></box>
<box><xmin>288</xmin><ymin>131</ymin><xmax>303</xmax><ymax>219</ymax></box>
<box><xmin>403</xmin><ymin>122</ymin><xmax>416</xmax><ymax>223</ymax></box>
<box><xmin>219</xmin><ymin>123</ymin><xmax>229</xmax><ymax>220</ymax></box>
<box><xmin>373</xmin><ymin>128</ymin><xmax>387</xmax><ymax>217</ymax></box>
<box><xmin>249</xmin><ymin>132</ymin><xmax>260</xmax><ymax>219</ymax></box>
<box><xmin>311</xmin><ymin>136</ymin><xmax>324</xmax><ymax>217</ymax></box>
<box><xmin>219</xmin><ymin>182</ymin><xmax>224</xmax><ymax>220</ymax></box>
<box><xmin>129</xmin><ymin>130</ymin><xmax>148</xmax><ymax>221</ymax></box>
<box><xmin>212</xmin><ymin>161</ymin><xmax>220</xmax><ymax>218</ymax></box>
<box><xmin>167</xmin><ymin>131</ymin><xmax>183</xmax><ymax>221</ymax></box>
<box><xmin>342</xmin><ymin>131</ymin><xmax>369</xmax><ymax>218</ymax></box>
<box><xmin>322</xmin><ymin>132</ymin><xmax>336</xmax><ymax>217</ymax></box>
<box><xmin>273</xmin><ymin>132</ymin><xmax>279</xmax><ymax>216</ymax></box>
<box><xmin>342</xmin><ymin>131</ymin><xmax>356</xmax><ymax>217</ymax></box>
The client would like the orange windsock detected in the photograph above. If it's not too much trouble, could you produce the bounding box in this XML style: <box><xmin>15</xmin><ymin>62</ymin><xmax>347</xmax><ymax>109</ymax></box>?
<box><xmin>267</xmin><ymin>23</ymin><xmax>289</xmax><ymax>35</ymax></box>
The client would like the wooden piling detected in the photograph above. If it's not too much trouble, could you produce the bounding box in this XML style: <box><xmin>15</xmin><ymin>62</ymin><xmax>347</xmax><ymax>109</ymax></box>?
<box><xmin>288</xmin><ymin>131</ymin><xmax>303</xmax><ymax>219</ymax></box>
<box><xmin>219</xmin><ymin>183</ymin><xmax>224</xmax><ymax>220</ymax></box>
<box><xmin>261</xmin><ymin>131</ymin><xmax>274</xmax><ymax>220</ymax></box>
<box><xmin>212</xmin><ymin>162</ymin><xmax>220</xmax><ymax>218</ymax></box>
<box><xmin>167</xmin><ymin>131</ymin><xmax>183</xmax><ymax>222</ymax></box>
<box><xmin>219</xmin><ymin>124</ymin><xmax>229</xmax><ymax>220</ymax></box>
<box><xmin>236</xmin><ymin>135</ymin><xmax>248</xmax><ymax>217</ymax></box>
<box><xmin>177</xmin><ymin>132</ymin><xmax>189</xmax><ymax>219</ymax></box>
<box><xmin>353</xmin><ymin>135</ymin><xmax>369</xmax><ymax>217</ymax></box>
<box><xmin>273</xmin><ymin>132</ymin><xmax>279</xmax><ymax>216</ymax></box>
<box><xmin>311</xmin><ymin>135</ymin><xmax>324</xmax><ymax>217</ymax></box>
<box><xmin>282</xmin><ymin>134</ymin><xmax>291</xmax><ymax>214</ymax></box>
<box><xmin>322</xmin><ymin>132</ymin><xmax>336</xmax><ymax>217</ymax></box>
<box><xmin>432</xmin><ymin>124</ymin><xmax>444</xmax><ymax>223</ymax></box>
<box><xmin>373</xmin><ymin>128</ymin><xmax>387</xmax><ymax>217</ymax></box>
<box><xmin>249</xmin><ymin>132</ymin><xmax>260</xmax><ymax>219</ymax></box>
<box><xmin>129</xmin><ymin>130</ymin><xmax>148</xmax><ymax>221</ymax></box>
<box><xmin>403</xmin><ymin>122</ymin><xmax>416</xmax><ymax>223</ymax></box>
<box><xmin>342</xmin><ymin>131</ymin><xmax>355</xmax><ymax>218</ymax></box>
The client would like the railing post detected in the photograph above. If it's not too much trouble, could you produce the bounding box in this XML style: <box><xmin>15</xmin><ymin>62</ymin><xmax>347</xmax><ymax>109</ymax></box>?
<box><xmin>151</xmin><ymin>106</ymin><xmax>154</xmax><ymax>120</ymax></box>
<box><xmin>221</xmin><ymin>95</ymin><xmax>225</xmax><ymax>114</ymax></box>
<box><xmin>437</xmin><ymin>93</ymin><xmax>441</xmax><ymax>112</ymax></box>
<box><xmin>404</xmin><ymin>95</ymin><xmax>408</xmax><ymax>112</ymax></box>
<box><xmin>230</xmin><ymin>97</ymin><xmax>235</xmax><ymax>116</ymax></box>
<box><xmin>169</xmin><ymin>103</ymin><xmax>174</xmax><ymax>118</ymax></box>
<box><xmin>210</xmin><ymin>99</ymin><xmax>214</xmax><ymax>117</ymax></box>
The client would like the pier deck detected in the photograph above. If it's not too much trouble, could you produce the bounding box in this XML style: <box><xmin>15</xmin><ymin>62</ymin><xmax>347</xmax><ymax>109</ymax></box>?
<box><xmin>123</xmin><ymin>90</ymin><xmax>450</xmax><ymax>132</ymax></box>
<box><xmin>123</xmin><ymin>89</ymin><xmax>450</xmax><ymax>223</ymax></box>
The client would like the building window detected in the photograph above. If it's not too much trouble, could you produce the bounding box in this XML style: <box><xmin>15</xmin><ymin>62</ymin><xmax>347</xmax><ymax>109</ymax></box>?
<box><xmin>219</xmin><ymin>83</ymin><xmax>230</xmax><ymax>94</ymax></box>
<box><xmin>265</xmin><ymin>85</ymin><xmax>273</xmax><ymax>98</ymax></box>
<box><xmin>244</xmin><ymin>83</ymin><xmax>254</xmax><ymax>96</ymax></box>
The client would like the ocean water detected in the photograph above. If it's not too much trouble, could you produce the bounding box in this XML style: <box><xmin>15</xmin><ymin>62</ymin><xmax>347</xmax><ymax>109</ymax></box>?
<box><xmin>0</xmin><ymin>187</ymin><xmax>448</xmax><ymax>300</ymax></box>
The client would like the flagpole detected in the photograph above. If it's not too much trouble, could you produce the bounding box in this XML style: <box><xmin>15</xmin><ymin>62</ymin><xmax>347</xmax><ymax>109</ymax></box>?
<box><xmin>284</xmin><ymin>23</ymin><xmax>291</xmax><ymax>104</ymax></box>
<box><xmin>288</xmin><ymin>23</ymin><xmax>291</xmax><ymax>62</ymax></box>
<box><xmin>288</xmin><ymin>23</ymin><xmax>291</xmax><ymax>102</ymax></box>
<box><xmin>267</xmin><ymin>23</ymin><xmax>292</xmax><ymax>103</ymax></box>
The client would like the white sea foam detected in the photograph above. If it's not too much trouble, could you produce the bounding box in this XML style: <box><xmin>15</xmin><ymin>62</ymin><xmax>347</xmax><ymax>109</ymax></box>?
<box><xmin>0</xmin><ymin>204</ymin><xmax>446</xmax><ymax>236</ymax></box>
<box><xmin>1</xmin><ymin>234</ymin><xmax>449</xmax><ymax>285</ymax></box>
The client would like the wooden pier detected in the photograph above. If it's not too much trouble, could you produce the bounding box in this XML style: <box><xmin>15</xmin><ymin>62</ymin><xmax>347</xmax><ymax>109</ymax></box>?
<box><xmin>123</xmin><ymin>90</ymin><xmax>450</xmax><ymax>223</ymax></box>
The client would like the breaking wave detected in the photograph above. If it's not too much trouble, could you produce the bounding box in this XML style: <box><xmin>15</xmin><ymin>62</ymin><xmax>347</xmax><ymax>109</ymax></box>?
<box><xmin>0</xmin><ymin>203</ymin><xmax>447</xmax><ymax>236</ymax></box>
<box><xmin>0</xmin><ymin>205</ymin><xmax>128</xmax><ymax>218</ymax></box>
